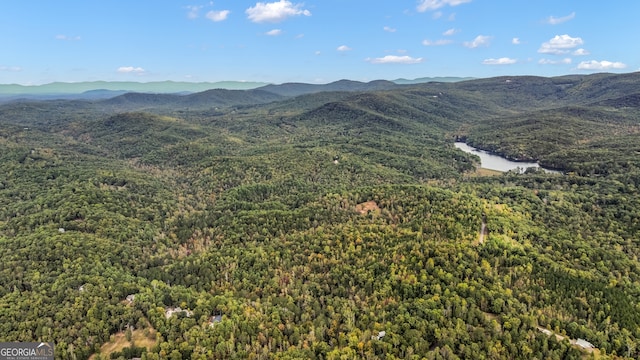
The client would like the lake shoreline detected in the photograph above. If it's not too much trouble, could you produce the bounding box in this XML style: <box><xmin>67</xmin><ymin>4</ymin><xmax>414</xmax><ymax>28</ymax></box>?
<box><xmin>454</xmin><ymin>141</ymin><xmax>563</xmax><ymax>174</ymax></box>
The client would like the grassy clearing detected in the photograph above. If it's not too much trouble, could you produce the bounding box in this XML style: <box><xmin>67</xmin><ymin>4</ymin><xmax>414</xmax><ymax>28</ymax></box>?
<box><xmin>473</xmin><ymin>168</ymin><xmax>503</xmax><ymax>177</ymax></box>
<box><xmin>90</xmin><ymin>324</ymin><xmax>158</xmax><ymax>360</ymax></box>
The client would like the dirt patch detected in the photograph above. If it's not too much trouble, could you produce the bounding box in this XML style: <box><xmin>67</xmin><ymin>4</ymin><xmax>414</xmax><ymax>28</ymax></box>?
<box><xmin>99</xmin><ymin>183</ymin><xmax>127</xmax><ymax>191</ymax></box>
<box><xmin>90</xmin><ymin>323</ymin><xmax>158</xmax><ymax>360</ymax></box>
<box><xmin>482</xmin><ymin>311</ymin><xmax>499</xmax><ymax>321</ymax></box>
<box><xmin>537</xmin><ymin>326</ymin><xmax>566</xmax><ymax>342</ymax></box>
<box><xmin>355</xmin><ymin>201</ymin><xmax>380</xmax><ymax>215</ymax></box>
<box><xmin>474</xmin><ymin>219</ymin><xmax>488</xmax><ymax>246</ymax></box>
<box><xmin>470</xmin><ymin>168</ymin><xmax>503</xmax><ymax>177</ymax></box>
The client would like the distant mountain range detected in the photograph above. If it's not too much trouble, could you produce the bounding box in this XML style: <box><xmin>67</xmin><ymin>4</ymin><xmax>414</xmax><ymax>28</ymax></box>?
<box><xmin>0</xmin><ymin>77</ymin><xmax>474</xmax><ymax>102</ymax></box>
<box><xmin>392</xmin><ymin>76</ymin><xmax>476</xmax><ymax>84</ymax></box>
<box><xmin>0</xmin><ymin>81</ymin><xmax>270</xmax><ymax>102</ymax></box>
<box><xmin>256</xmin><ymin>79</ymin><xmax>399</xmax><ymax>97</ymax></box>
<box><xmin>0</xmin><ymin>80</ymin><xmax>269</xmax><ymax>94</ymax></box>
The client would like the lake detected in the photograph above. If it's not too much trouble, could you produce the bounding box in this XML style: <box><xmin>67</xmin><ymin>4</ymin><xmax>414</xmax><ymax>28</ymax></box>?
<box><xmin>454</xmin><ymin>142</ymin><xmax>560</xmax><ymax>173</ymax></box>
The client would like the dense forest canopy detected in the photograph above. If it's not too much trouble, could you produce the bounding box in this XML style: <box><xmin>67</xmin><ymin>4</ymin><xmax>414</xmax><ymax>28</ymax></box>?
<box><xmin>1</xmin><ymin>72</ymin><xmax>640</xmax><ymax>359</ymax></box>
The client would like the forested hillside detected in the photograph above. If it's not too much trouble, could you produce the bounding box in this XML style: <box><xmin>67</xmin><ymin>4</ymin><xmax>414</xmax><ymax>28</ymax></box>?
<box><xmin>1</xmin><ymin>72</ymin><xmax>640</xmax><ymax>359</ymax></box>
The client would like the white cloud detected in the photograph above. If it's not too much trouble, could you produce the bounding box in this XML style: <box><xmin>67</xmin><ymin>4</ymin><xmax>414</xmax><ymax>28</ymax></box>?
<box><xmin>577</xmin><ymin>60</ymin><xmax>627</xmax><ymax>70</ymax></box>
<box><xmin>366</xmin><ymin>55</ymin><xmax>424</xmax><ymax>64</ymax></box>
<box><xmin>265</xmin><ymin>29</ymin><xmax>282</xmax><ymax>36</ymax></box>
<box><xmin>55</xmin><ymin>34</ymin><xmax>81</xmax><ymax>41</ymax></box>
<box><xmin>546</xmin><ymin>12</ymin><xmax>576</xmax><ymax>25</ymax></box>
<box><xmin>417</xmin><ymin>0</ymin><xmax>472</xmax><ymax>12</ymax></box>
<box><xmin>538</xmin><ymin>34</ymin><xmax>583</xmax><ymax>55</ymax></box>
<box><xmin>383</xmin><ymin>26</ymin><xmax>397</xmax><ymax>33</ymax></box>
<box><xmin>422</xmin><ymin>39</ymin><xmax>452</xmax><ymax>46</ymax></box>
<box><xmin>337</xmin><ymin>45</ymin><xmax>352</xmax><ymax>52</ymax></box>
<box><xmin>572</xmin><ymin>48</ymin><xmax>589</xmax><ymax>56</ymax></box>
<box><xmin>186</xmin><ymin>5</ymin><xmax>202</xmax><ymax>19</ymax></box>
<box><xmin>206</xmin><ymin>10</ymin><xmax>230</xmax><ymax>22</ymax></box>
<box><xmin>482</xmin><ymin>57</ymin><xmax>517</xmax><ymax>65</ymax></box>
<box><xmin>117</xmin><ymin>66</ymin><xmax>146</xmax><ymax>74</ymax></box>
<box><xmin>246</xmin><ymin>0</ymin><xmax>311</xmax><ymax>23</ymax></box>
<box><xmin>432</xmin><ymin>11</ymin><xmax>443</xmax><ymax>19</ymax></box>
<box><xmin>0</xmin><ymin>65</ymin><xmax>22</xmax><ymax>72</ymax></box>
<box><xmin>512</xmin><ymin>37</ymin><xmax>520</xmax><ymax>45</ymax></box>
<box><xmin>443</xmin><ymin>28</ymin><xmax>459</xmax><ymax>36</ymax></box>
<box><xmin>315</xmin><ymin>51</ymin><xmax>321</xmax><ymax>55</ymax></box>
<box><xmin>538</xmin><ymin>58</ymin><xmax>572</xmax><ymax>65</ymax></box>
<box><xmin>463</xmin><ymin>35</ymin><xmax>491</xmax><ymax>48</ymax></box>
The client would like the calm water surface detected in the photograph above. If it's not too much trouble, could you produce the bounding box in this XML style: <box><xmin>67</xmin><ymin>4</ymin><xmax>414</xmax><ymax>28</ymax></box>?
<box><xmin>455</xmin><ymin>142</ymin><xmax>560</xmax><ymax>173</ymax></box>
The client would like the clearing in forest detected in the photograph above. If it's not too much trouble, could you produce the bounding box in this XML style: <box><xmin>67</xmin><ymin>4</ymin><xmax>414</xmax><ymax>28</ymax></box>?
<box><xmin>90</xmin><ymin>324</ymin><xmax>158</xmax><ymax>360</ymax></box>
<box><xmin>355</xmin><ymin>201</ymin><xmax>380</xmax><ymax>215</ymax></box>
<box><xmin>536</xmin><ymin>326</ymin><xmax>602</xmax><ymax>358</ymax></box>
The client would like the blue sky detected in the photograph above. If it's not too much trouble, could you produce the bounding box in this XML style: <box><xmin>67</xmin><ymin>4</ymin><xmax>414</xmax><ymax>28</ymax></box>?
<box><xmin>1</xmin><ymin>0</ymin><xmax>638</xmax><ymax>84</ymax></box>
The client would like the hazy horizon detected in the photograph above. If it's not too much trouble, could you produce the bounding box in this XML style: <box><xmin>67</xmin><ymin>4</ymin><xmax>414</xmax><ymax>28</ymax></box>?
<box><xmin>0</xmin><ymin>76</ymin><xmax>478</xmax><ymax>87</ymax></box>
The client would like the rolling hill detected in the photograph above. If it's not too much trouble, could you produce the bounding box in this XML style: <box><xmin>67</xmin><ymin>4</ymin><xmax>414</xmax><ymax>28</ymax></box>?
<box><xmin>97</xmin><ymin>88</ymin><xmax>284</xmax><ymax>112</ymax></box>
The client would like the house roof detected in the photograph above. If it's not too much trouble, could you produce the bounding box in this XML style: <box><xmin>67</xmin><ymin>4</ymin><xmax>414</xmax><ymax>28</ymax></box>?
<box><xmin>575</xmin><ymin>338</ymin><xmax>595</xmax><ymax>349</ymax></box>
